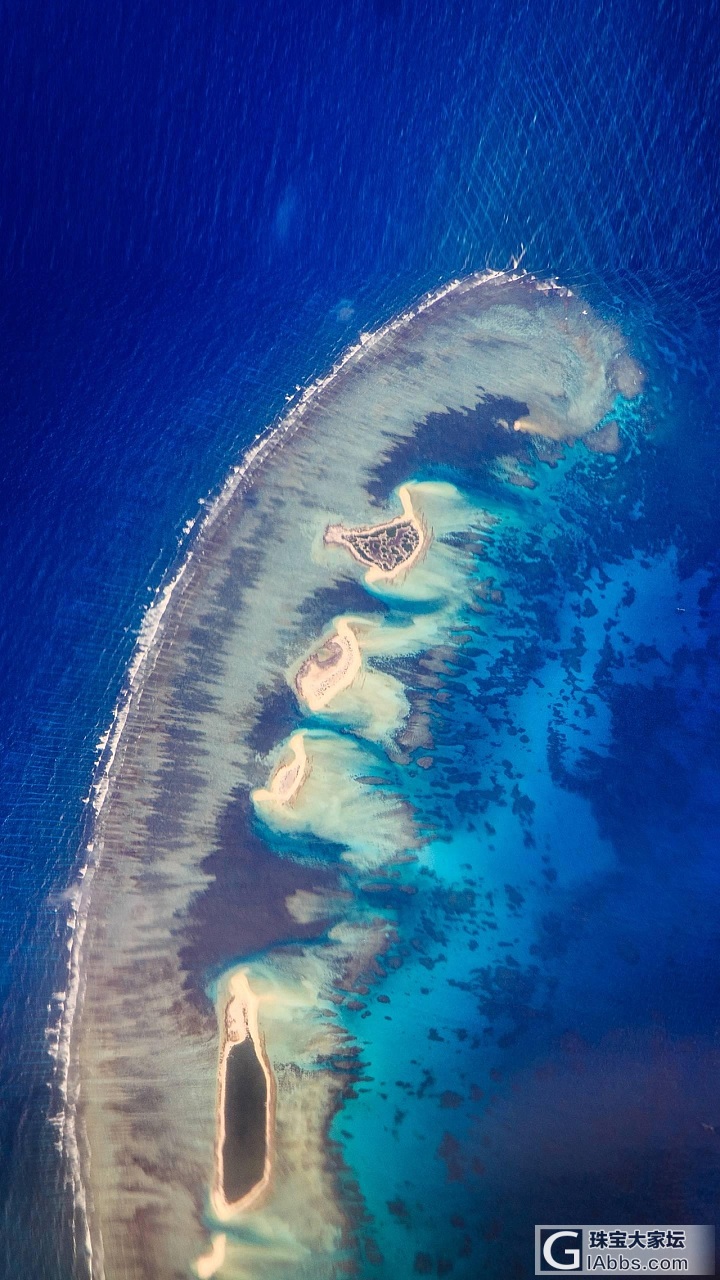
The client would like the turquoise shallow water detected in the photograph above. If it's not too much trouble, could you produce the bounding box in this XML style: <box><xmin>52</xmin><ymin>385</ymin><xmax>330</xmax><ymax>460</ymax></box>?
<box><xmin>319</xmin><ymin>410</ymin><xmax>655</xmax><ymax>1275</ymax></box>
<box><xmin>320</xmin><ymin>330</ymin><xmax>720</xmax><ymax>1276</ymax></box>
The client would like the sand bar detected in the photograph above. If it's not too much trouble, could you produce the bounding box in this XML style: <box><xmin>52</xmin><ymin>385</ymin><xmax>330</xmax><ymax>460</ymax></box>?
<box><xmin>195</xmin><ymin>1234</ymin><xmax>227</xmax><ymax>1280</ymax></box>
<box><xmin>295</xmin><ymin>617</ymin><xmax>362</xmax><ymax>710</ymax></box>
<box><xmin>253</xmin><ymin>732</ymin><xmax>310</xmax><ymax>809</ymax></box>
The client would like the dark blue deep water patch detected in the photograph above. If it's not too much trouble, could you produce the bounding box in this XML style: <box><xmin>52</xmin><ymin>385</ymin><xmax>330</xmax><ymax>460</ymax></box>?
<box><xmin>1</xmin><ymin>0</ymin><xmax>720</xmax><ymax>1275</ymax></box>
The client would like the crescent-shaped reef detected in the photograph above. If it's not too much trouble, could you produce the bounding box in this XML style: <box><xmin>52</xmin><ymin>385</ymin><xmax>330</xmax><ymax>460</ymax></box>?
<box><xmin>66</xmin><ymin>271</ymin><xmax>644</xmax><ymax>1279</ymax></box>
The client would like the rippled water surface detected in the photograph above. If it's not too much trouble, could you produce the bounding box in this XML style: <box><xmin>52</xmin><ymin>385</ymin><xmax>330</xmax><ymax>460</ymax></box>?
<box><xmin>1</xmin><ymin>2</ymin><xmax>719</xmax><ymax>1278</ymax></box>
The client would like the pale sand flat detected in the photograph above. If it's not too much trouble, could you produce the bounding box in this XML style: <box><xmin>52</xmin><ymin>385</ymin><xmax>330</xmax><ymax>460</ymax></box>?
<box><xmin>295</xmin><ymin>617</ymin><xmax>362</xmax><ymax>710</ymax></box>
<box><xmin>195</xmin><ymin>1233</ymin><xmax>227</xmax><ymax>1279</ymax></box>
<box><xmin>253</xmin><ymin>732</ymin><xmax>310</xmax><ymax>809</ymax></box>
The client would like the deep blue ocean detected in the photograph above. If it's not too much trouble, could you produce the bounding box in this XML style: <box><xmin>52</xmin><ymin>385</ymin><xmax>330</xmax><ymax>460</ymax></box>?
<box><xmin>1</xmin><ymin>1</ymin><xmax>720</xmax><ymax>1276</ymax></box>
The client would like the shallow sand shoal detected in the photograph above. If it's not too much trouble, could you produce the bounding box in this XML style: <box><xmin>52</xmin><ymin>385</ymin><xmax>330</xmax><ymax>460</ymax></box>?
<box><xmin>295</xmin><ymin>617</ymin><xmax>362</xmax><ymax>711</ymax></box>
<box><xmin>195</xmin><ymin>1234</ymin><xmax>227</xmax><ymax>1280</ymax></box>
<box><xmin>253</xmin><ymin>732</ymin><xmax>310</xmax><ymax>810</ymax></box>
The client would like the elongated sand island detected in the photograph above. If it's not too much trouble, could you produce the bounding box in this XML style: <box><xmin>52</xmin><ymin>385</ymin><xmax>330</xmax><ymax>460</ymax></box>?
<box><xmin>63</xmin><ymin>272</ymin><xmax>643</xmax><ymax>1280</ymax></box>
<box><xmin>212</xmin><ymin>970</ymin><xmax>274</xmax><ymax>1218</ymax></box>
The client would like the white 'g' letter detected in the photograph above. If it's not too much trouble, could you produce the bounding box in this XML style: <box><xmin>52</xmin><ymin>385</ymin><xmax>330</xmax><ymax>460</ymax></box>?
<box><xmin>543</xmin><ymin>1231</ymin><xmax>580</xmax><ymax>1271</ymax></box>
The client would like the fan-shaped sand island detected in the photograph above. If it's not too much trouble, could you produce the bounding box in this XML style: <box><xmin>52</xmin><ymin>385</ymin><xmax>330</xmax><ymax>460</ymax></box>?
<box><xmin>294</xmin><ymin>618</ymin><xmax>363</xmax><ymax>711</ymax></box>
<box><xmin>251</xmin><ymin>732</ymin><xmax>310</xmax><ymax>809</ymax></box>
